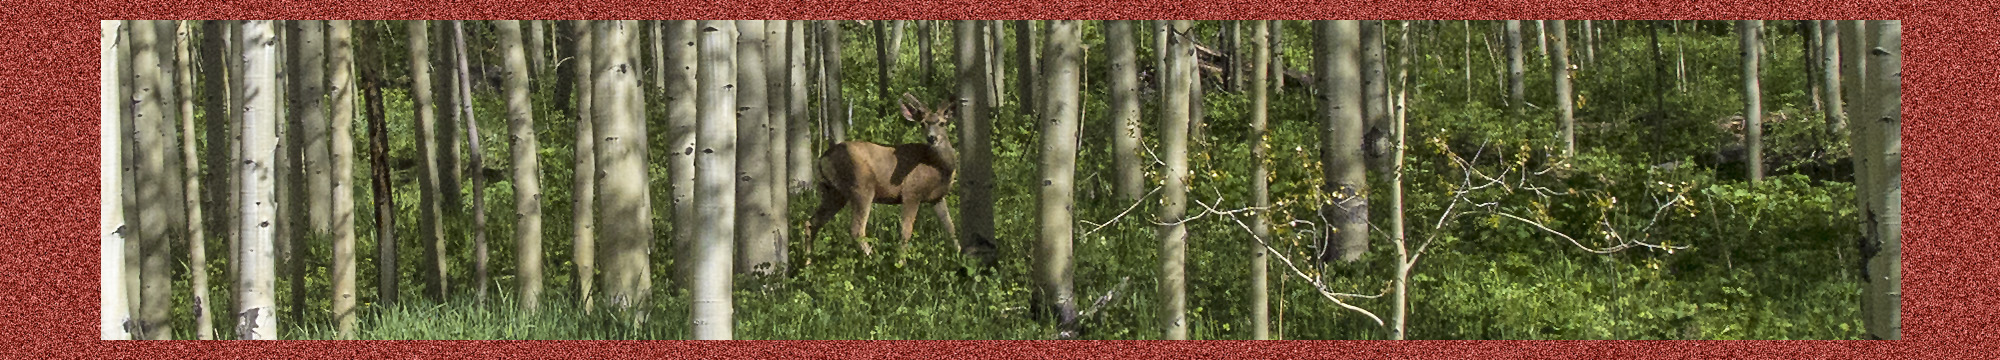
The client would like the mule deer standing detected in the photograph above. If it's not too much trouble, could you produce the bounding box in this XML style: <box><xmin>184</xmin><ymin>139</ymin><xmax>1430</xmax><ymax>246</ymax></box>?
<box><xmin>804</xmin><ymin>93</ymin><xmax>962</xmax><ymax>265</ymax></box>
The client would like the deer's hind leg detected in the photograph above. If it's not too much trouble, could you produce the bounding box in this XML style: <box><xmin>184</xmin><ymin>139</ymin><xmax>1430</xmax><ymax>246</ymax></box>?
<box><xmin>804</xmin><ymin>188</ymin><xmax>848</xmax><ymax>266</ymax></box>
<box><xmin>848</xmin><ymin>188</ymin><xmax>876</xmax><ymax>256</ymax></box>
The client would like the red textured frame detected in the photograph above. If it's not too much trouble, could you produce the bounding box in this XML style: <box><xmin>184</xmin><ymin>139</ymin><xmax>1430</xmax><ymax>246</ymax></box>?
<box><xmin>7</xmin><ymin>0</ymin><xmax>1975</xmax><ymax>355</ymax></box>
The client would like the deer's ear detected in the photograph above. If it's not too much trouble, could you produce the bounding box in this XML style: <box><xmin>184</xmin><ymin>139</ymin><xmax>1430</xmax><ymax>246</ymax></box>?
<box><xmin>902</xmin><ymin>93</ymin><xmax>929</xmax><ymax>110</ymax></box>
<box><xmin>900</xmin><ymin>93</ymin><xmax>928</xmax><ymax>122</ymax></box>
<box><xmin>901</xmin><ymin>103</ymin><xmax>926</xmax><ymax>123</ymax></box>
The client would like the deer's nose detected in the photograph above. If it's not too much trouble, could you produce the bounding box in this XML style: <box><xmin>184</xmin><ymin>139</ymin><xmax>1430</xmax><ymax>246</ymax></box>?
<box><xmin>927</xmin><ymin>135</ymin><xmax>939</xmax><ymax>143</ymax></box>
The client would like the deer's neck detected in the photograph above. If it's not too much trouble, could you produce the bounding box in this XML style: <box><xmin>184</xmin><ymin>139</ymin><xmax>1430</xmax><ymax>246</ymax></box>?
<box><xmin>932</xmin><ymin>144</ymin><xmax>959</xmax><ymax>177</ymax></box>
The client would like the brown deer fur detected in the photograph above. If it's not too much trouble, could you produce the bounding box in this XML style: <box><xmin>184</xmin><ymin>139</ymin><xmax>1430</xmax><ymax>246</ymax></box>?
<box><xmin>805</xmin><ymin>93</ymin><xmax>960</xmax><ymax>263</ymax></box>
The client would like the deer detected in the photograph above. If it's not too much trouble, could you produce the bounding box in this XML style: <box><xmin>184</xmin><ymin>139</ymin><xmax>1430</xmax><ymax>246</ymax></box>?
<box><xmin>803</xmin><ymin>93</ymin><xmax>967</xmax><ymax>265</ymax></box>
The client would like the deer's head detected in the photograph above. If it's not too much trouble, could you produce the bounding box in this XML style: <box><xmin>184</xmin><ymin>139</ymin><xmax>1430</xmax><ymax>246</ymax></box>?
<box><xmin>900</xmin><ymin>93</ymin><xmax>958</xmax><ymax>167</ymax></box>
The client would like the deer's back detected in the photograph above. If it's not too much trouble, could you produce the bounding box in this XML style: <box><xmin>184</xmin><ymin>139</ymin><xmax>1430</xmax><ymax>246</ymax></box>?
<box><xmin>819</xmin><ymin>141</ymin><xmax>953</xmax><ymax>204</ymax></box>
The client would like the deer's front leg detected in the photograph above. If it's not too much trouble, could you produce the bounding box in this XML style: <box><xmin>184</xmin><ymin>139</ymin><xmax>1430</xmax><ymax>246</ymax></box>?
<box><xmin>933</xmin><ymin>201</ymin><xmax>958</xmax><ymax>253</ymax></box>
<box><xmin>899</xmin><ymin>199</ymin><xmax>922</xmax><ymax>255</ymax></box>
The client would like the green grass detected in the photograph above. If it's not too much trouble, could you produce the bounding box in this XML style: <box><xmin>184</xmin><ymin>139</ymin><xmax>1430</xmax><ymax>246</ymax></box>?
<box><xmin>167</xmin><ymin>20</ymin><xmax>1864</xmax><ymax>340</ymax></box>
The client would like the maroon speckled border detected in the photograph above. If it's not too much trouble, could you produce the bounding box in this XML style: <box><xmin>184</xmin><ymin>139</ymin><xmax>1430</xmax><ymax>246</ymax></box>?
<box><xmin>7</xmin><ymin>0</ymin><xmax>1979</xmax><ymax>355</ymax></box>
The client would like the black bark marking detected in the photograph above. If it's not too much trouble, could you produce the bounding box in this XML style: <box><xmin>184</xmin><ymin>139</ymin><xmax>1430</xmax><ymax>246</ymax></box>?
<box><xmin>235</xmin><ymin>307</ymin><xmax>261</xmax><ymax>339</ymax></box>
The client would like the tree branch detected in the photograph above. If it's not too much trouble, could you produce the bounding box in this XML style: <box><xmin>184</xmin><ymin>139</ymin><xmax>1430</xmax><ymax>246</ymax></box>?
<box><xmin>1204</xmin><ymin>201</ymin><xmax>1386</xmax><ymax>326</ymax></box>
<box><xmin>1079</xmin><ymin>187</ymin><xmax>1162</xmax><ymax>238</ymax></box>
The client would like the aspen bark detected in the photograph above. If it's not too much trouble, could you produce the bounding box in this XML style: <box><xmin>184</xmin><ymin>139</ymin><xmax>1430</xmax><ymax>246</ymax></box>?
<box><xmin>787</xmin><ymin>21</ymin><xmax>812</xmax><ymax>193</ymax></box>
<box><xmin>666</xmin><ymin>20</ymin><xmax>699</xmax><ymax>284</ymax></box>
<box><xmin>1821</xmin><ymin>21</ymin><xmax>1845</xmax><ymax>134</ymax></box>
<box><xmin>956</xmin><ymin>20</ymin><xmax>996</xmax><ymax>260</ymax></box>
<box><xmin>1036</xmin><ymin>19</ymin><xmax>1081</xmax><ymax>337</ymax></box>
<box><xmin>132</xmin><ymin>19</ymin><xmax>181</xmax><ymax>340</ymax></box>
<box><xmin>1504</xmin><ymin>21</ymin><xmax>1524</xmax><ymax>114</ymax></box>
<box><xmin>497</xmin><ymin>20</ymin><xmax>543</xmax><ymax>313</ymax></box>
<box><xmin>1740</xmin><ymin>20</ymin><xmax>1764</xmax><ymax>182</ymax></box>
<box><xmin>734</xmin><ymin>20</ymin><xmax>779</xmax><ymax>274</ymax></box>
<box><xmin>1390</xmin><ymin>20</ymin><xmax>1413</xmax><ymax>340</ymax></box>
<box><xmin>450</xmin><ymin>20</ymin><xmax>490</xmax><ymax>304</ymax></box>
<box><xmin>408</xmin><ymin>20</ymin><xmax>449</xmax><ymax>303</ymax></box>
<box><xmin>176</xmin><ymin>20</ymin><xmax>213</xmax><ymax>340</ymax></box>
<box><xmin>101</xmin><ymin>19</ymin><xmax>131</xmax><ymax>341</ymax></box>
<box><xmin>572</xmin><ymin>20</ymin><xmax>596</xmax><ymax>312</ymax></box>
<box><xmin>327</xmin><ymin>19</ymin><xmax>357</xmax><ymax>338</ymax></box>
<box><xmin>1860</xmin><ymin>19</ymin><xmax>1901</xmax><ymax>341</ymax></box>
<box><xmin>1317</xmin><ymin>20</ymin><xmax>1368</xmax><ymax>263</ymax></box>
<box><xmin>822</xmin><ymin>21</ymin><xmax>848</xmax><ymax>144</ymax></box>
<box><xmin>1362</xmin><ymin>21</ymin><xmax>1389</xmax><ymax>169</ymax></box>
<box><xmin>1108</xmin><ymin>21</ymin><xmax>1145</xmax><ymax>202</ymax></box>
<box><xmin>1158</xmin><ymin>20</ymin><xmax>1194</xmax><ymax>340</ymax></box>
<box><xmin>530</xmin><ymin>20</ymin><xmax>546</xmax><ymax>76</ymax></box>
<box><xmin>1249</xmin><ymin>19</ymin><xmax>1272</xmax><ymax>341</ymax></box>
<box><xmin>594</xmin><ymin>20</ymin><xmax>654</xmax><ymax>325</ymax></box>
<box><xmin>1553</xmin><ymin>20</ymin><xmax>1574</xmax><ymax>157</ymax></box>
<box><xmin>691</xmin><ymin>20</ymin><xmax>739</xmax><ymax>340</ymax></box>
<box><xmin>235</xmin><ymin>20</ymin><xmax>280</xmax><ymax>340</ymax></box>
<box><xmin>766</xmin><ymin>21</ymin><xmax>792</xmax><ymax>271</ymax></box>
<box><xmin>300</xmin><ymin>21</ymin><xmax>330</xmax><ymax>238</ymax></box>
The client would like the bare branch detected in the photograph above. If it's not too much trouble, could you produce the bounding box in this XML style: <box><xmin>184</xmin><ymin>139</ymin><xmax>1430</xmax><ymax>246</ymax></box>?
<box><xmin>1135</xmin><ymin>186</ymin><xmax>1390</xmax><ymax>327</ymax></box>
<box><xmin>1220</xmin><ymin>210</ymin><xmax>1386</xmax><ymax>326</ymax></box>
<box><xmin>1079</xmin><ymin>186</ymin><xmax>1162</xmax><ymax>238</ymax></box>
<box><xmin>1486</xmin><ymin>210</ymin><xmax>1687</xmax><ymax>254</ymax></box>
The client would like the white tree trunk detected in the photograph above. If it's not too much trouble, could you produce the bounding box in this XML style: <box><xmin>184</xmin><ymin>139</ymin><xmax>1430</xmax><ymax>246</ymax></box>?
<box><xmin>1361</xmin><ymin>21</ymin><xmax>1388</xmax><ymax>168</ymax></box>
<box><xmin>172</xmin><ymin>22</ymin><xmax>212</xmax><ymax>340</ymax></box>
<box><xmin>786</xmin><ymin>21</ymin><xmax>813</xmax><ymax>193</ymax></box>
<box><xmin>733</xmin><ymin>20</ymin><xmax>779</xmax><ymax>274</ymax></box>
<box><xmin>100</xmin><ymin>19</ymin><xmax>131</xmax><ymax>341</ymax></box>
<box><xmin>1249</xmin><ymin>19</ymin><xmax>1271</xmax><ymax>341</ymax></box>
<box><xmin>1553</xmin><ymin>20</ymin><xmax>1573</xmax><ymax>157</ymax></box>
<box><xmin>226</xmin><ymin>21</ymin><xmax>243</xmax><ymax>313</ymax></box>
<box><xmin>234</xmin><ymin>20</ymin><xmax>280</xmax><ymax>340</ymax></box>
<box><xmin>1318</xmin><ymin>21</ymin><xmax>1368</xmax><ymax>263</ymax></box>
<box><xmin>1036</xmin><ymin>19</ymin><xmax>1082</xmax><ymax>337</ymax></box>
<box><xmin>1505</xmin><ymin>21</ymin><xmax>1524</xmax><ymax>115</ymax></box>
<box><xmin>298</xmin><ymin>21</ymin><xmax>330</xmax><ymax>238</ymax></box>
<box><xmin>496</xmin><ymin>20</ymin><xmax>543</xmax><ymax>314</ymax></box>
<box><xmin>955</xmin><ymin>21</ymin><xmax>996</xmax><ymax>260</ymax></box>
<box><xmin>822</xmin><ymin>21</ymin><xmax>847</xmax><ymax>144</ymax></box>
<box><xmin>691</xmin><ymin>20</ymin><xmax>739</xmax><ymax>340</ymax></box>
<box><xmin>1158</xmin><ymin>20</ymin><xmax>1194</xmax><ymax>340</ymax></box>
<box><xmin>571</xmin><ymin>20</ymin><xmax>595</xmax><ymax>313</ymax></box>
<box><xmin>593</xmin><ymin>20</ymin><xmax>653</xmax><ymax>325</ymax></box>
<box><xmin>1821</xmin><ymin>21</ymin><xmax>1844</xmax><ymax>134</ymax></box>
<box><xmin>132</xmin><ymin>19</ymin><xmax>181</xmax><ymax>340</ymax></box>
<box><xmin>1108</xmin><ymin>21</ymin><xmax>1144</xmax><ymax>202</ymax></box>
<box><xmin>327</xmin><ymin>19</ymin><xmax>358</xmax><ymax>339</ymax></box>
<box><xmin>530</xmin><ymin>20</ymin><xmax>546</xmax><ymax>76</ymax></box>
<box><xmin>1740</xmin><ymin>20</ymin><xmax>1763</xmax><ymax>182</ymax></box>
<box><xmin>407</xmin><ymin>20</ymin><xmax>449</xmax><ymax>303</ymax></box>
<box><xmin>450</xmin><ymin>20</ymin><xmax>490</xmax><ymax>304</ymax></box>
<box><xmin>666</xmin><ymin>20</ymin><xmax>700</xmax><ymax>285</ymax></box>
<box><xmin>1861</xmin><ymin>19</ymin><xmax>1901</xmax><ymax>341</ymax></box>
<box><xmin>1390</xmin><ymin>20</ymin><xmax>1414</xmax><ymax>340</ymax></box>
<box><xmin>766</xmin><ymin>20</ymin><xmax>791</xmax><ymax>272</ymax></box>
